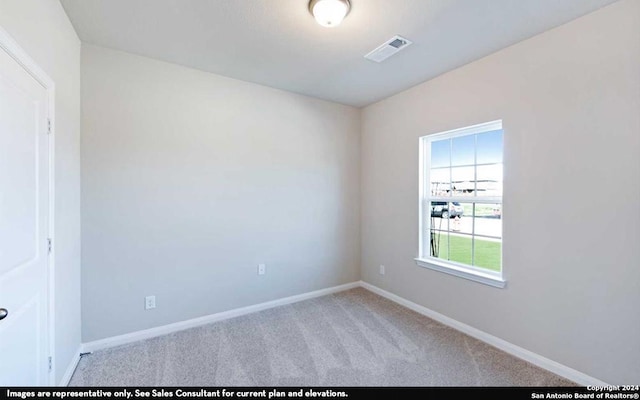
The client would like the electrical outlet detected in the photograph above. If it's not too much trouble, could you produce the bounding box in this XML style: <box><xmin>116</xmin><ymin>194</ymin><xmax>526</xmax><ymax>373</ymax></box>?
<box><xmin>379</xmin><ymin>265</ymin><xmax>385</xmax><ymax>275</ymax></box>
<box><xmin>258</xmin><ymin>263</ymin><xmax>266</xmax><ymax>275</ymax></box>
<box><xmin>145</xmin><ymin>295</ymin><xmax>156</xmax><ymax>310</ymax></box>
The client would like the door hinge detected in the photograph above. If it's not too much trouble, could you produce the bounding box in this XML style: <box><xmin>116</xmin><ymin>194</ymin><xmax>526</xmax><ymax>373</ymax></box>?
<box><xmin>47</xmin><ymin>118</ymin><xmax>51</xmax><ymax>135</ymax></box>
<box><xmin>48</xmin><ymin>356</ymin><xmax>52</xmax><ymax>372</ymax></box>
<box><xmin>47</xmin><ymin>238</ymin><xmax>52</xmax><ymax>254</ymax></box>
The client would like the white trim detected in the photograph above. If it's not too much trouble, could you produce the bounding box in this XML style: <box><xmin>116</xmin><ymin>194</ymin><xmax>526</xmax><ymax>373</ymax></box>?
<box><xmin>0</xmin><ymin>27</ymin><xmax>54</xmax><ymax>88</ymax></box>
<box><xmin>424</xmin><ymin>119</ymin><xmax>503</xmax><ymax>140</ymax></box>
<box><xmin>78</xmin><ymin>280</ymin><xmax>609</xmax><ymax>385</ymax></box>
<box><xmin>419</xmin><ymin>120</ymin><xmax>504</xmax><ymax>285</ymax></box>
<box><xmin>0</xmin><ymin>25</ymin><xmax>57</xmax><ymax>386</ymax></box>
<box><xmin>82</xmin><ymin>281</ymin><xmax>360</xmax><ymax>353</ymax></box>
<box><xmin>359</xmin><ymin>281</ymin><xmax>610</xmax><ymax>386</ymax></box>
<box><xmin>415</xmin><ymin>258</ymin><xmax>506</xmax><ymax>288</ymax></box>
<box><xmin>58</xmin><ymin>346</ymin><xmax>81</xmax><ymax>387</ymax></box>
<box><xmin>418</xmin><ymin>133</ymin><xmax>426</xmax><ymax>257</ymax></box>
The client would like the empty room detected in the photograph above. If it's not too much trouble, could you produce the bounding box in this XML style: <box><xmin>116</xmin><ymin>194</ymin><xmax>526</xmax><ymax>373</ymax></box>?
<box><xmin>0</xmin><ymin>0</ymin><xmax>638</xmax><ymax>393</ymax></box>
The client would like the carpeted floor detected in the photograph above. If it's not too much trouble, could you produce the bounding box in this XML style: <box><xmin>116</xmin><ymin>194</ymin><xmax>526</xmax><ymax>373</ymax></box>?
<box><xmin>69</xmin><ymin>288</ymin><xmax>574</xmax><ymax>386</ymax></box>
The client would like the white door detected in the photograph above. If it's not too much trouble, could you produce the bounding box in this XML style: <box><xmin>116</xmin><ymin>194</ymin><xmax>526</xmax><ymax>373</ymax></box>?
<box><xmin>0</xmin><ymin>44</ymin><xmax>50</xmax><ymax>385</ymax></box>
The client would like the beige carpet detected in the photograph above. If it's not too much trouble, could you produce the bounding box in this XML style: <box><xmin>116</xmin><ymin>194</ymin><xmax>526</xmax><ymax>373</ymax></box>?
<box><xmin>69</xmin><ymin>288</ymin><xmax>573</xmax><ymax>386</ymax></box>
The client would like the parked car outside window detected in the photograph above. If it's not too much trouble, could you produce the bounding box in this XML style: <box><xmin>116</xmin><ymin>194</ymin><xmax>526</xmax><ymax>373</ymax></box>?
<box><xmin>430</xmin><ymin>201</ymin><xmax>464</xmax><ymax>218</ymax></box>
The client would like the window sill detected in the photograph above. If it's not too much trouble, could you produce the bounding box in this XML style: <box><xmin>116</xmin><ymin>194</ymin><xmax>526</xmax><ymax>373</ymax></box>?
<box><xmin>414</xmin><ymin>258</ymin><xmax>506</xmax><ymax>288</ymax></box>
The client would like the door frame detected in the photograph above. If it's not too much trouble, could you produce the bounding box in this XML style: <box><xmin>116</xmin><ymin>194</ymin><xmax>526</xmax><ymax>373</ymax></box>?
<box><xmin>0</xmin><ymin>25</ymin><xmax>57</xmax><ymax>385</ymax></box>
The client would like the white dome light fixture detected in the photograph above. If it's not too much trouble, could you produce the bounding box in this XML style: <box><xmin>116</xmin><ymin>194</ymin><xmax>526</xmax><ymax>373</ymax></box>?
<box><xmin>309</xmin><ymin>0</ymin><xmax>351</xmax><ymax>28</ymax></box>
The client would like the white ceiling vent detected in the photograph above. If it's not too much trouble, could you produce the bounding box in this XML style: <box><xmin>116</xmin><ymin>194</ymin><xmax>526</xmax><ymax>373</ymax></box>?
<box><xmin>364</xmin><ymin>35</ymin><xmax>413</xmax><ymax>63</ymax></box>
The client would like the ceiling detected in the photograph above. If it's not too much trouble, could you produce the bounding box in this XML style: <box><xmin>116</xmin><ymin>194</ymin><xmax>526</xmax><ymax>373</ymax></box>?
<box><xmin>60</xmin><ymin>0</ymin><xmax>618</xmax><ymax>107</ymax></box>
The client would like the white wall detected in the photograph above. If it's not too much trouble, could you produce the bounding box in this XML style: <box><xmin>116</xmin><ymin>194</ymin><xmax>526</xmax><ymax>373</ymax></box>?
<box><xmin>361</xmin><ymin>0</ymin><xmax>639</xmax><ymax>385</ymax></box>
<box><xmin>81</xmin><ymin>45</ymin><xmax>360</xmax><ymax>342</ymax></box>
<box><xmin>0</xmin><ymin>0</ymin><xmax>81</xmax><ymax>384</ymax></box>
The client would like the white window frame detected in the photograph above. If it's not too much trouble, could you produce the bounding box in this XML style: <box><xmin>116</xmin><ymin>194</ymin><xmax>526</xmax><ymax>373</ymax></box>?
<box><xmin>415</xmin><ymin>120</ymin><xmax>506</xmax><ymax>288</ymax></box>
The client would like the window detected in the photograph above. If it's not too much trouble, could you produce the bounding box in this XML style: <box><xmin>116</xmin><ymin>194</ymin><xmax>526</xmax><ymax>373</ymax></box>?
<box><xmin>416</xmin><ymin>120</ymin><xmax>505</xmax><ymax>288</ymax></box>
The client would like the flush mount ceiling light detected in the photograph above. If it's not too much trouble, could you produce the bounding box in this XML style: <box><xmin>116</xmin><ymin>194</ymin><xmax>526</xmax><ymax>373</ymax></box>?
<box><xmin>309</xmin><ymin>0</ymin><xmax>351</xmax><ymax>28</ymax></box>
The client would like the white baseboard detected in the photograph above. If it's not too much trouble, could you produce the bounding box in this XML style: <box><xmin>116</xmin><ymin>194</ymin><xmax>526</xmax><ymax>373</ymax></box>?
<box><xmin>82</xmin><ymin>281</ymin><xmax>360</xmax><ymax>353</ymax></box>
<box><xmin>58</xmin><ymin>345</ymin><xmax>82</xmax><ymax>386</ymax></box>
<box><xmin>359</xmin><ymin>281</ymin><xmax>609</xmax><ymax>386</ymax></box>
<box><xmin>79</xmin><ymin>279</ymin><xmax>608</xmax><ymax>386</ymax></box>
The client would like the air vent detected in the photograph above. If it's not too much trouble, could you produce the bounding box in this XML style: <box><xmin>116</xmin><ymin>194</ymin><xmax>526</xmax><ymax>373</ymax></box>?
<box><xmin>364</xmin><ymin>35</ymin><xmax>413</xmax><ymax>63</ymax></box>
